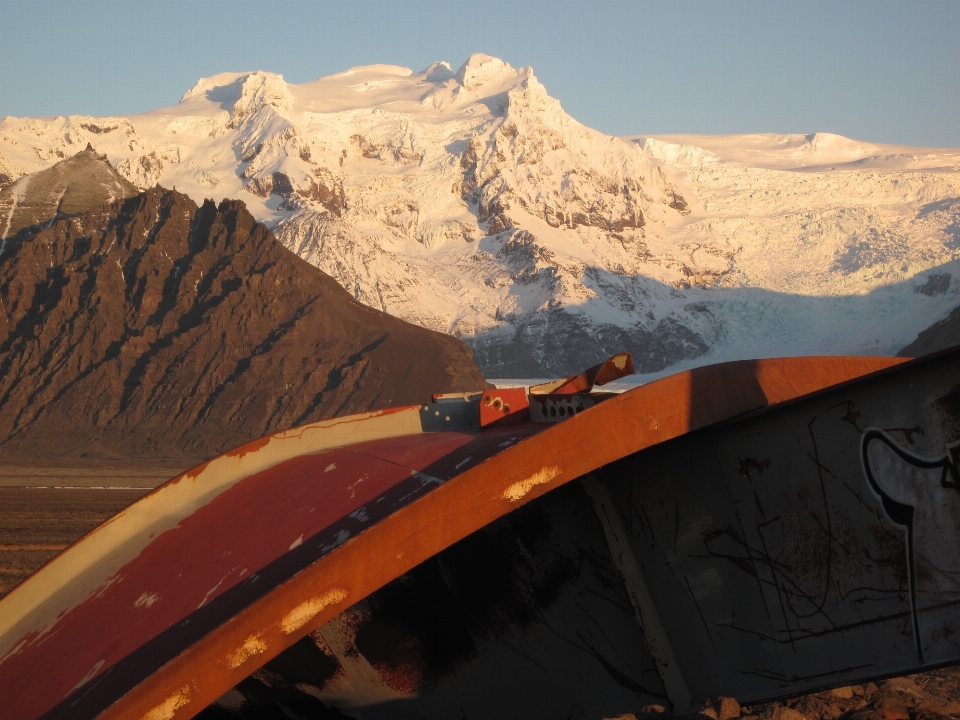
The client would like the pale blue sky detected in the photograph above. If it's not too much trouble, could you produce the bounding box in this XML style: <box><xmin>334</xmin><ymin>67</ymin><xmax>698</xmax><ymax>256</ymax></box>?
<box><xmin>2</xmin><ymin>0</ymin><xmax>958</xmax><ymax>147</ymax></box>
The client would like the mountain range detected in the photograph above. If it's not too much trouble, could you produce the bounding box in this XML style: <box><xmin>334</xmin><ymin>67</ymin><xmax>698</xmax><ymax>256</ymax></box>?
<box><xmin>0</xmin><ymin>149</ymin><xmax>487</xmax><ymax>460</ymax></box>
<box><xmin>2</xmin><ymin>54</ymin><xmax>959</xmax><ymax>376</ymax></box>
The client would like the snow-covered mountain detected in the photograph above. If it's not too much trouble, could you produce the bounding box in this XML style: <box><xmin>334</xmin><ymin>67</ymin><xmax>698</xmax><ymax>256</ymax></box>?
<box><xmin>3</xmin><ymin>54</ymin><xmax>959</xmax><ymax>376</ymax></box>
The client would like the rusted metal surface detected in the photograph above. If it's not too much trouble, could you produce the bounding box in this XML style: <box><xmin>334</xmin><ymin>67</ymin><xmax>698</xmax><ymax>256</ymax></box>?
<box><xmin>245</xmin><ymin>479</ymin><xmax>674</xmax><ymax>717</ymax></box>
<box><xmin>529</xmin><ymin>351</ymin><xmax>635</xmax><ymax>395</ymax></box>
<box><xmin>0</xmin><ymin>354</ymin><xmax>912</xmax><ymax>719</ymax></box>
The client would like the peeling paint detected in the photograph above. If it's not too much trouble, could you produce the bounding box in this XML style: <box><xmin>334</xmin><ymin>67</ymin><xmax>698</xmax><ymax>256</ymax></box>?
<box><xmin>280</xmin><ymin>589</ymin><xmax>348</xmax><ymax>635</ymax></box>
<box><xmin>0</xmin><ymin>639</ymin><xmax>26</xmax><ymax>668</ymax></box>
<box><xmin>227</xmin><ymin>435</ymin><xmax>272</xmax><ymax>460</ymax></box>
<box><xmin>502</xmin><ymin>466</ymin><xmax>561</xmax><ymax>502</ymax></box>
<box><xmin>197</xmin><ymin>573</ymin><xmax>231</xmax><ymax>609</ymax></box>
<box><xmin>140</xmin><ymin>685</ymin><xmax>190</xmax><ymax>720</ymax></box>
<box><xmin>227</xmin><ymin>634</ymin><xmax>268</xmax><ymax>669</ymax></box>
<box><xmin>289</xmin><ymin>535</ymin><xmax>304</xmax><ymax>551</ymax></box>
<box><xmin>134</xmin><ymin>592</ymin><xmax>160</xmax><ymax>609</ymax></box>
<box><xmin>349</xmin><ymin>507</ymin><xmax>370</xmax><ymax>523</ymax></box>
<box><xmin>321</xmin><ymin>529</ymin><xmax>351</xmax><ymax>553</ymax></box>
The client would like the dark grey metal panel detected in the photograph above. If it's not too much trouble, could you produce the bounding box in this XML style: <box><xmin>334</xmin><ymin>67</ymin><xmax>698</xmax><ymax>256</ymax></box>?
<box><xmin>599</xmin><ymin>428</ymin><xmax>784</xmax><ymax>700</ymax></box>
<box><xmin>598</xmin><ymin>349</ymin><xmax>960</xmax><ymax>702</ymax></box>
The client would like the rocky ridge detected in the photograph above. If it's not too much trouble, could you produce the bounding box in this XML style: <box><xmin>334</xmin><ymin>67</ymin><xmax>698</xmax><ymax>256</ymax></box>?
<box><xmin>3</xmin><ymin>56</ymin><xmax>960</xmax><ymax>375</ymax></box>
<box><xmin>0</xmin><ymin>144</ymin><xmax>138</xmax><ymax>240</ymax></box>
<box><xmin>898</xmin><ymin>295</ymin><xmax>960</xmax><ymax>357</ymax></box>
<box><xmin>0</xmin><ymin>158</ymin><xmax>488</xmax><ymax>460</ymax></box>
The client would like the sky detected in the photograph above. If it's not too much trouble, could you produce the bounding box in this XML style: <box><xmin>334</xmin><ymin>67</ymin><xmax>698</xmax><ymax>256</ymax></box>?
<box><xmin>1</xmin><ymin>0</ymin><xmax>958</xmax><ymax>147</ymax></box>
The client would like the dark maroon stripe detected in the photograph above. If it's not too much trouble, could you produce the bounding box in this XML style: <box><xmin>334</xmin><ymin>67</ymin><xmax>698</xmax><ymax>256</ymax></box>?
<box><xmin>4</xmin><ymin>426</ymin><xmax>542</xmax><ymax>720</ymax></box>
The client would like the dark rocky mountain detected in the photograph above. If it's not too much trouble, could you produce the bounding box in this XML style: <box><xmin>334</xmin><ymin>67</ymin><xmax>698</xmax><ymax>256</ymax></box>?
<box><xmin>0</xmin><ymin>145</ymin><xmax>139</xmax><ymax>240</ymax></box>
<box><xmin>898</xmin><ymin>304</ymin><xmax>960</xmax><ymax>358</ymax></box>
<box><xmin>0</xmin><ymin>173</ymin><xmax>488</xmax><ymax>461</ymax></box>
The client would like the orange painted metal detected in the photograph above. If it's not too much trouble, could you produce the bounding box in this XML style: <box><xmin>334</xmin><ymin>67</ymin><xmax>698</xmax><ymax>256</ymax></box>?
<box><xmin>0</xmin><ymin>355</ymin><xmax>907</xmax><ymax>720</ymax></box>
<box><xmin>529</xmin><ymin>351</ymin><xmax>635</xmax><ymax>395</ymax></box>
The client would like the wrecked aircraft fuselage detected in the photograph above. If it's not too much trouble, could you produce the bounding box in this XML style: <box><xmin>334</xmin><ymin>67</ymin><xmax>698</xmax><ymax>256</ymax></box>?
<box><xmin>1</xmin><ymin>350</ymin><xmax>959</xmax><ymax>719</ymax></box>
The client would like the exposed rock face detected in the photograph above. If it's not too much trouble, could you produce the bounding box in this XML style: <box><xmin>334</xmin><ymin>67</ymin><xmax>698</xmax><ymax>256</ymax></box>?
<box><xmin>0</xmin><ymin>187</ymin><xmax>488</xmax><ymax>461</ymax></box>
<box><xmin>0</xmin><ymin>146</ymin><xmax>138</xmax><ymax>240</ymax></box>
<box><xmin>898</xmin><ymin>303</ymin><xmax>960</xmax><ymax>357</ymax></box>
<box><xmin>459</xmin><ymin>79</ymin><xmax>655</xmax><ymax>238</ymax></box>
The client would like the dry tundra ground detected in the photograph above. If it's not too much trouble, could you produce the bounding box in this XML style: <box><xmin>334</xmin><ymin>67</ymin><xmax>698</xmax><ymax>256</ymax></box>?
<box><xmin>0</xmin><ymin>459</ymin><xmax>184</xmax><ymax>598</ymax></box>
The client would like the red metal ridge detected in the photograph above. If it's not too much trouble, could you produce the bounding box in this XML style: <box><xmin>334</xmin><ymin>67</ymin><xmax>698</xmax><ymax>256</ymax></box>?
<box><xmin>530</xmin><ymin>352</ymin><xmax>635</xmax><ymax>395</ymax></box>
<box><xmin>479</xmin><ymin>388</ymin><xmax>530</xmax><ymax>427</ymax></box>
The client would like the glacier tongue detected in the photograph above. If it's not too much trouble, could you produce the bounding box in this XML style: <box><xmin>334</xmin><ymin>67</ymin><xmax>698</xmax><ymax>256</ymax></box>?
<box><xmin>2</xmin><ymin>56</ymin><xmax>960</xmax><ymax>376</ymax></box>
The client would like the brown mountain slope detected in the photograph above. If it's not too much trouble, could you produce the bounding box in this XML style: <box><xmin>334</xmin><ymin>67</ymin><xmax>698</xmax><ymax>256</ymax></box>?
<box><xmin>898</xmin><ymin>304</ymin><xmax>960</xmax><ymax>358</ymax></box>
<box><xmin>0</xmin><ymin>145</ymin><xmax>138</xmax><ymax>240</ymax></box>
<box><xmin>0</xmin><ymin>187</ymin><xmax>489</xmax><ymax>461</ymax></box>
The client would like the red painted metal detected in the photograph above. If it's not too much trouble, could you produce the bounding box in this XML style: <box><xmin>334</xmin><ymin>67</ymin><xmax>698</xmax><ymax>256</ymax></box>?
<box><xmin>0</xmin><ymin>425</ymin><xmax>545</xmax><ymax>720</ymax></box>
<box><xmin>0</xmin><ymin>354</ymin><xmax>908</xmax><ymax>720</ymax></box>
<box><xmin>479</xmin><ymin>388</ymin><xmax>530</xmax><ymax>427</ymax></box>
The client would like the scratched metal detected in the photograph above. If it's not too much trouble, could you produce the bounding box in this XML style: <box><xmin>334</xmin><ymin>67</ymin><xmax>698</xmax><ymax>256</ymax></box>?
<box><xmin>597</xmin><ymin>347</ymin><xmax>960</xmax><ymax>702</ymax></box>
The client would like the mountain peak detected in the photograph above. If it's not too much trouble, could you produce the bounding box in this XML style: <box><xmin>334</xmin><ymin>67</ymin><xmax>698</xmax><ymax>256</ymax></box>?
<box><xmin>454</xmin><ymin>54</ymin><xmax>517</xmax><ymax>91</ymax></box>
<box><xmin>231</xmin><ymin>71</ymin><xmax>294</xmax><ymax>118</ymax></box>
<box><xmin>179</xmin><ymin>71</ymin><xmax>293</xmax><ymax>114</ymax></box>
<box><xmin>419</xmin><ymin>61</ymin><xmax>454</xmax><ymax>83</ymax></box>
<box><xmin>179</xmin><ymin>71</ymin><xmax>253</xmax><ymax>103</ymax></box>
<box><xmin>0</xmin><ymin>147</ymin><xmax>138</xmax><ymax>240</ymax></box>
<box><xmin>0</xmin><ymin>184</ymin><xmax>489</xmax><ymax>459</ymax></box>
<box><xmin>4</xmin><ymin>59</ymin><xmax>959</xmax><ymax>380</ymax></box>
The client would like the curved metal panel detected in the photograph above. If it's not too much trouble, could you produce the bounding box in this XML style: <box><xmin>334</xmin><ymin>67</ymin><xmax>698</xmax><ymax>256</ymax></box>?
<box><xmin>0</xmin><ymin>356</ymin><xmax>905</xmax><ymax>719</ymax></box>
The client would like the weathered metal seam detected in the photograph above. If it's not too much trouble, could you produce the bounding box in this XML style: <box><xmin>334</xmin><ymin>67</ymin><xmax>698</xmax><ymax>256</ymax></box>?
<box><xmin>582</xmin><ymin>473</ymin><xmax>695</xmax><ymax>714</ymax></box>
